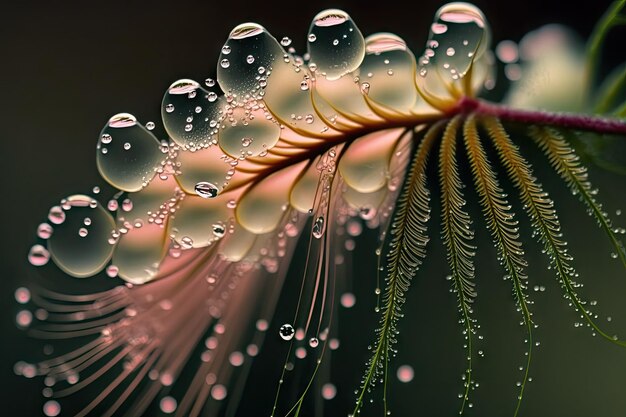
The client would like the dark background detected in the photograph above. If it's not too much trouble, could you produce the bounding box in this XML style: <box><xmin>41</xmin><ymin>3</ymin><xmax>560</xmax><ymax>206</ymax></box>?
<box><xmin>1</xmin><ymin>0</ymin><xmax>625</xmax><ymax>416</ymax></box>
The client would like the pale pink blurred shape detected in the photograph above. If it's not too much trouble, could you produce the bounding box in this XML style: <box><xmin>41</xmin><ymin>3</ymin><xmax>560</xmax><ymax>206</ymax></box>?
<box><xmin>28</xmin><ymin>244</ymin><xmax>50</xmax><ymax>266</ymax></box>
<box><xmin>159</xmin><ymin>396</ymin><xmax>177</xmax><ymax>413</ymax></box>
<box><xmin>321</xmin><ymin>383</ymin><xmax>337</xmax><ymax>400</ymax></box>
<box><xmin>43</xmin><ymin>400</ymin><xmax>61</xmax><ymax>417</ymax></box>
<box><xmin>14</xmin><ymin>287</ymin><xmax>31</xmax><ymax>304</ymax></box>
<box><xmin>397</xmin><ymin>364</ymin><xmax>414</xmax><ymax>383</ymax></box>
<box><xmin>295</xmin><ymin>347</ymin><xmax>307</xmax><ymax>359</ymax></box>
<box><xmin>16</xmin><ymin>310</ymin><xmax>33</xmax><ymax>327</ymax></box>
<box><xmin>211</xmin><ymin>384</ymin><xmax>228</xmax><ymax>400</ymax></box>
<box><xmin>340</xmin><ymin>292</ymin><xmax>356</xmax><ymax>308</ymax></box>
<box><xmin>496</xmin><ymin>40</ymin><xmax>518</xmax><ymax>63</ymax></box>
<box><xmin>229</xmin><ymin>351</ymin><xmax>244</xmax><ymax>367</ymax></box>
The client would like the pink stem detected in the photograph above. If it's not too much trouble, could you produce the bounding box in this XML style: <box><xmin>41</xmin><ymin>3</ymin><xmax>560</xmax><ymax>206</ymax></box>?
<box><xmin>457</xmin><ymin>97</ymin><xmax>626</xmax><ymax>135</ymax></box>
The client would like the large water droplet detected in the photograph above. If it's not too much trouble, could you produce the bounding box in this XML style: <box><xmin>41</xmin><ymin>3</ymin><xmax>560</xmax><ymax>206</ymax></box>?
<box><xmin>217</xmin><ymin>23</ymin><xmax>285</xmax><ymax>98</ymax></box>
<box><xmin>47</xmin><ymin>195</ymin><xmax>116</xmax><ymax>278</ymax></box>
<box><xmin>417</xmin><ymin>2</ymin><xmax>490</xmax><ymax>99</ymax></box>
<box><xmin>162</xmin><ymin>79</ymin><xmax>222</xmax><ymax>149</ymax></box>
<box><xmin>307</xmin><ymin>9</ymin><xmax>365</xmax><ymax>80</ymax></box>
<box><xmin>359</xmin><ymin>33</ymin><xmax>418</xmax><ymax>112</ymax></box>
<box><xmin>279</xmin><ymin>324</ymin><xmax>295</xmax><ymax>341</ymax></box>
<box><xmin>97</xmin><ymin>113</ymin><xmax>163</xmax><ymax>192</ymax></box>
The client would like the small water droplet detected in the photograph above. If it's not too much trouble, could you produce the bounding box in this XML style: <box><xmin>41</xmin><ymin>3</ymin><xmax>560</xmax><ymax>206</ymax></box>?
<box><xmin>194</xmin><ymin>182</ymin><xmax>219</xmax><ymax>198</ymax></box>
<box><xmin>220</xmin><ymin>59</ymin><xmax>230</xmax><ymax>68</ymax></box>
<box><xmin>309</xmin><ymin>337</ymin><xmax>319</xmax><ymax>348</ymax></box>
<box><xmin>146</xmin><ymin>121</ymin><xmax>155</xmax><ymax>130</ymax></box>
<box><xmin>212</xmin><ymin>223</ymin><xmax>225</xmax><ymax>238</ymax></box>
<box><xmin>165</xmin><ymin>104</ymin><xmax>175</xmax><ymax>113</ymax></box>
<box><xmin>48</xmin><ymin>206</ymin><xmax>65</xmax><ymax>225</ymax></box>
<box><xmin>246</xmin><ymin>55</ymin><xmax>255</xmax><ymax>64</ymax></box>
<box><xmin>29</xmin><ymin>244</ymin><xmax>50</xmax><ymax>266</ymax></box>
<box><xmin>221</xmin><ymin>45</ymin><xmax>231</xmax><ymax>55</ymax></box>
<box><xmin>279</xmin><ymin>324</ymin><xmax>295</xmax><ymax>341</ymax></box>
<box><xmin>37</xmin><ymin>223</ymin><xmax>53</xmax><ymax>239</ymax></box>
<box><xmin>308</xmin><ymin>33</ymin><xmax>317</xmax><ymax>42</ymax></box>
<box><xmin>312</xmin><ymin>216</ymin><xmax>325</xmax><ymax>238</ymax></box>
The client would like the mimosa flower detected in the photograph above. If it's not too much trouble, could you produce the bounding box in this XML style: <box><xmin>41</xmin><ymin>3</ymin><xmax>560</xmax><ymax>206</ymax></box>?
<box><xmin>17</xmin><ymin>2</ymin><xmax>626</xmax><ymax>416</ymax></box>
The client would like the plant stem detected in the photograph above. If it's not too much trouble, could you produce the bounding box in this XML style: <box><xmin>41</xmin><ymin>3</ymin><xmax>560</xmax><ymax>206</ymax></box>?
<box><xmin>457</xmin><ymin>97</ymin><xmax>626</xmax><ymax>136</ymax></box>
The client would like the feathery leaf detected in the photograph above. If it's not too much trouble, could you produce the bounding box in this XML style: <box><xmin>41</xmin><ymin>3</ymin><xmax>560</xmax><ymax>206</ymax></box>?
<box><xmin>485</xmin><ymin>116</ymin><xmax>626</xmax><ymax>347</ymax></box>
<box><xmin>353</xmin><ymin>123</ymin><xmax>439</xmax><ymax>415</ymax></box>
<box><xmin>530</xmin><ymin>126</ymin><xmax>626</xmax><ymax>269</ymax></box>
<box><xmin>464</xmin><ymin>115</ymin><xmax>533</xmax><ymax>416</ymax></box>
<box><xmin>439</xmin><ymin>115</ymin><xmax>477</xmax><ymax>413</ymax></box>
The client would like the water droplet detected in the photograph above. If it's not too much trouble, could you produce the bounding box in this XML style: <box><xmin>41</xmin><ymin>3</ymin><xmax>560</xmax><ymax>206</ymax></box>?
<box><xmin>308</xmin><ymin>33</ymin><xmax>317</xmax><ymax>42</ymax></box>
<box><xmin>307</xmin><ymin>9</ymin><xmax>365</xmax><ymax>80</ymax></box>
<box><xmin>220</xmin><ymin>59</ymin><xmax>230</xmax><ymax>68</ymax></box>
<box><xmin>28</xmin><ymin>244</ymin><xmax>49</xmax><ymax>266</ymax></box>
<box><xmin>106</xmin><ymin>264</ymin><xmax>119</xmax><ymax>277</ymax></box>
<box><xmin>281</xmin><ymin>36</ymin><xmax>292</xmax><ymax>46</ymax></box>
<box><xmin>417</xmin><ymin>3</ymin><xmax>490</xmax><ymax>99</ymax></box>
<box><xmin>162</xmin><ymin>79</ymin><xmax>221</xmax><ymax>149</ymax></box>
<box><xmin>279</xmin><ymin>323</ymin><xmax>295</xmax><ymax>341</ymax></box>
<box><xmin>180</xmin><ymin>236</ymin><xmax>194</xmax><ymax>249</ymax></box>
<box><xmin>145</xmin><ymin>121</ymin><xmax>155</xmax><ymax>130</ymax></box>
<box><xmin>37</xmin><ymin>223</ymin><xmax>53</xmax><ymax>239</ymax></box>
<box><xmin>165</xmin><ymin>104</ymin><xmax>175</xmax><ymax>113</ymax></box>
<box><xmin>98</xmin><ymin>113</ymin><xmax>163</xmax><ymax>192</ymax></box>
<box><xmin>309</xmin><ymin>337</ymin><xmax>319</xmax><ymax>348</ymax></box>
<box><xmin>212</xmin><ymin>223</ymin><xmax>225</xmax><ymax>238</ymax></box>
<box><xmin>312</xmin><ymin>216</ymin><xmax>325</xmax><ymax>238</ymax></box>
<box><xmin>300</xmin><ymin>80</ymin><xmax>309</xmax><ymax>91</ymax></box>
<box><xmin>47</xmin><ymin>195</ymin><xmax>116</xmax><ymax>277</ymax></box>
<box><xmin>221</xmin><ymin>45</ymin><xmax>231</xmax><ymax>55</ymax></box>
<box><xmin>217</xmin><ymin>23</ymin><xmax>284</xmax><ymax>97</ymax></box>
<box><xmin>48</xmin><ymin>206</ymin><xmax>65</xmax><ymax>225</ymax></box>
<box><xmin>194</xmin><ymin>182</ymin><xmax>219</xmax><ymax>198</ymax></box>
<box><xmin>305</xmin><ymin>114</ymin><xmax>314</xmax><ymax>124</ymax></box>
<box><xmin>108</xmin><ymin>113</ymin><xmax>137</xmax><ymax>128</ymax></box>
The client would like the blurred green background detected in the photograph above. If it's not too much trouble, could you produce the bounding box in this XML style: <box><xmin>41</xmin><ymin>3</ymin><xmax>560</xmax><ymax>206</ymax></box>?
<box><xmin>1</xmin><ymin>0</ymin><xmax>625</xmax><ymax>416</ymax></box>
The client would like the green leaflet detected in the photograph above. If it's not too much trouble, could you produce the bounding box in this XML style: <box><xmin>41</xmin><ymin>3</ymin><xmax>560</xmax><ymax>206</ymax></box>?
<box><xmin>439</xmin><ymin>115</ymin><xmax>477</xmax><ymax>413</ymax></box>
<box><xmin>353</xmin><ymin>123</ymin><xmax>439</xmax><ymax>415</ymax></box>
<box><xmin>486</xmin><ymin>116</ymin><xmax>626</xmax><ymax>348</ymax></box>
<box><xmin>530</xmin><ymin>126</ymin><xmax>626</xmax><ymax>269</ymax></box>
<box><xmin>464</xmin><ymin>116</ymin><xmax>533</xmax><ymax>416</ymax></box>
